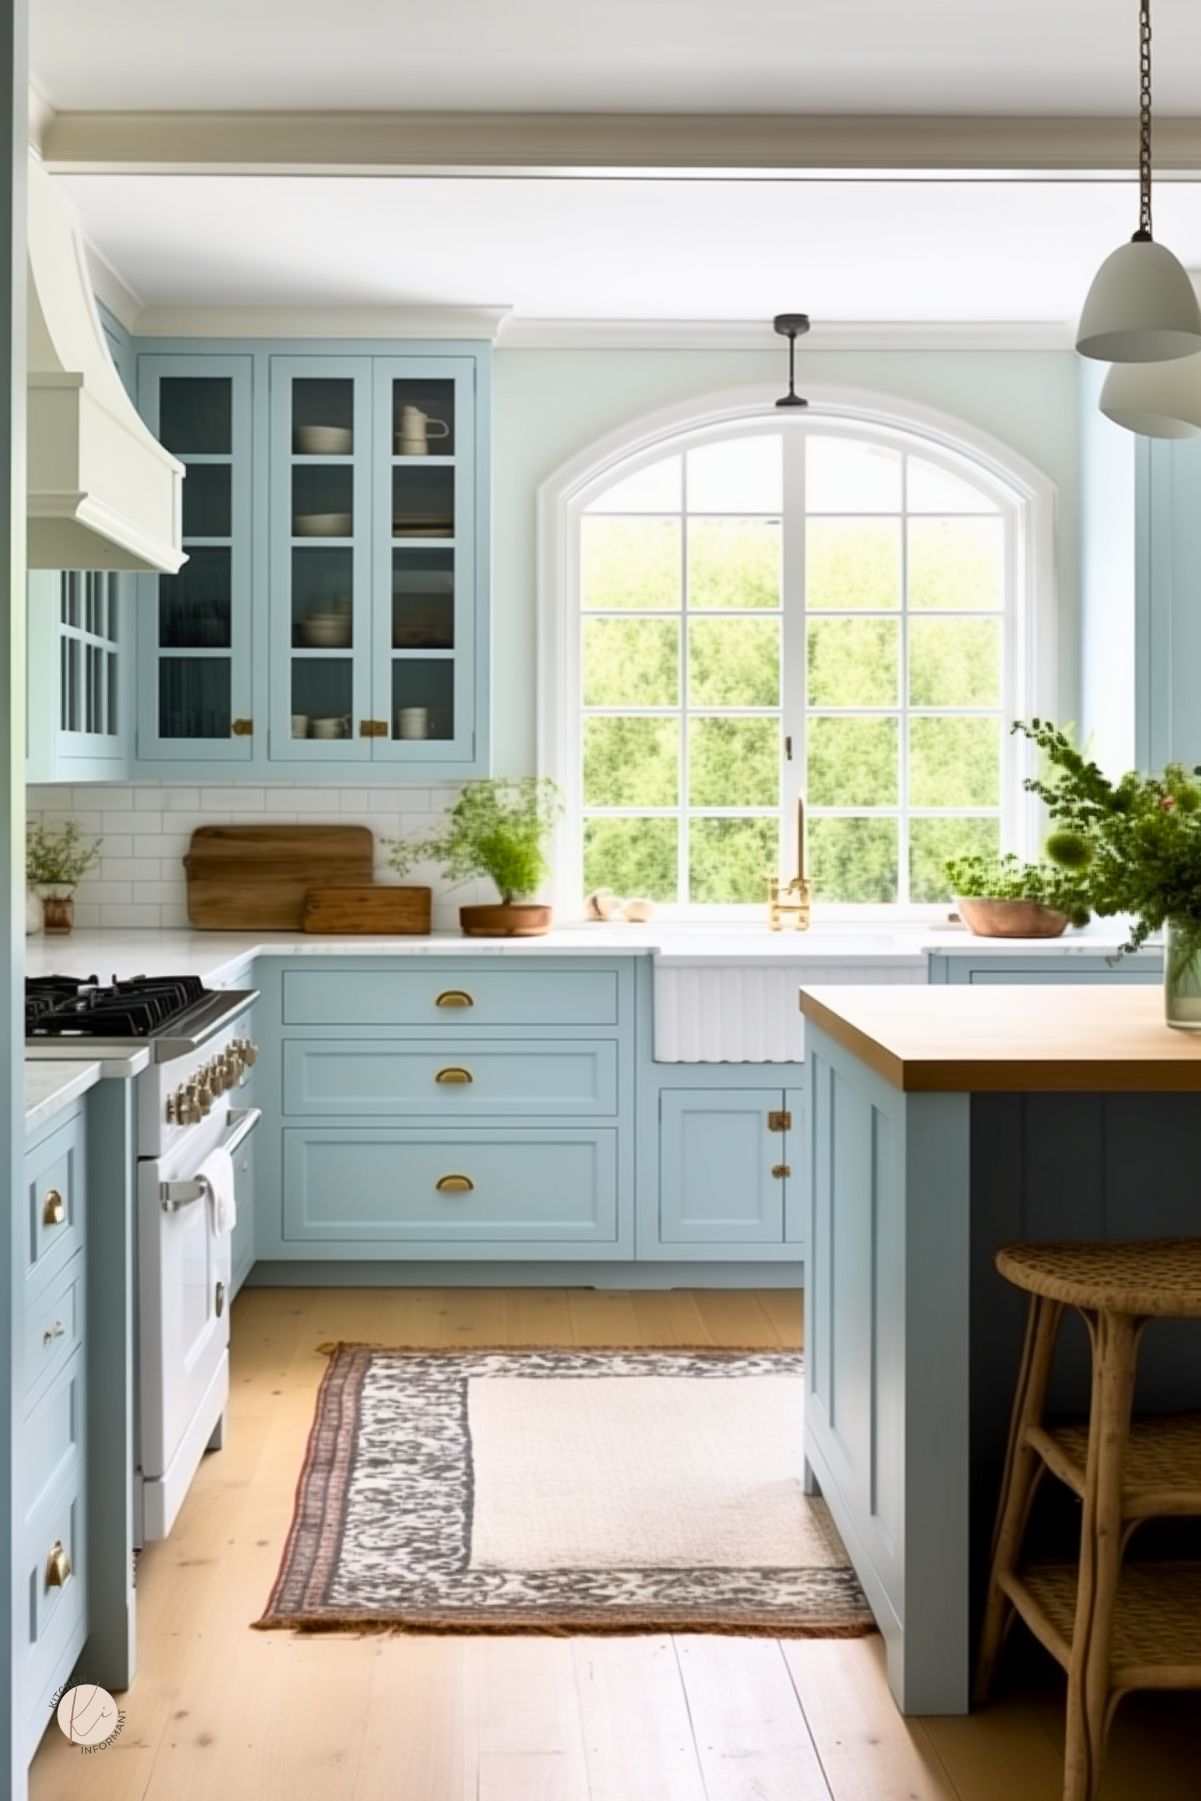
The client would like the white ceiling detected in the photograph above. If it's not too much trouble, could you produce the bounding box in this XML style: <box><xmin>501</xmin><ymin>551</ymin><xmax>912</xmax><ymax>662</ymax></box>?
<box><xmin>33</xmin><ymin>0</ymin><xmax>1201</xmax><ymax>116</ymax></box>
<box><xmin>64</xmin><ymin>172</ymin><xmax>1201</xmax><ymax>323</ymax></box>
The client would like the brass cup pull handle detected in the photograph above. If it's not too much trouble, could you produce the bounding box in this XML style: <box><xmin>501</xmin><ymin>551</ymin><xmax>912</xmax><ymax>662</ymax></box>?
<box><xmin>45</xmin><ymin>1540</ymin><xmax>71</xmax><ymax>1589</ymax></box>
<box><xmin>435</xmin><ymin>1067</ymin><xmax>473</xmax><ymax>1086</ymax></box>
<box><xmin>42</xmin><ymin>1188</ymin><xmax>65</xmax><ymax>1227</ymax></box>
<box><xmin>435</xmin><ymin>990</ymin><xmax>474</xmax><ymax>1009</ymax></box>
<box><xmin>771</xmin><ymin>1163</ymin><xmax>791</xmax><ymax>1179</ymax></box>
<box><xmin>42</xmin><ymin>1320</ymin><xmax>66</xmax><ymax>1345</ymax></box>
<box><xmin>436</xmin><ymin>1174</ymin><xmax>475</xmax><ymax>1194</ymax></box>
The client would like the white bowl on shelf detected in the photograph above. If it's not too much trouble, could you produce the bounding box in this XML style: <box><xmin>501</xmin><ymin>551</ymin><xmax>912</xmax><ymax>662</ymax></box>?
<box><xmin>294</xmin><ymin>512</ymin><xmax>352</xmax><ymax>537</ymax></box>
<box><xmin>295</xmin><ymin>425</ymin><xmax>352</xmax><ymax>455</ymax></box>
<box><xmin>300</xmin><ymin>612</ymin><xmax>352</xmax><ymax>648</ymax></box>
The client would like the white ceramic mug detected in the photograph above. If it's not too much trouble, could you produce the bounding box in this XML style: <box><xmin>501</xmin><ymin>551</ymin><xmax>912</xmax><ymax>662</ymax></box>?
<box><xmin>291</xmin><ymin>713</ymin><xmax>309</xmax><ymax>739</ymax></box>
<box><xmin>395</xmin><ymin>407</ymin><xmax>450</xmax><ymax>454</ymax></box>
<box><xmin>397</xmin><ymin>707</ymin><xmax>430</xmax><ymax>740</ymax></box>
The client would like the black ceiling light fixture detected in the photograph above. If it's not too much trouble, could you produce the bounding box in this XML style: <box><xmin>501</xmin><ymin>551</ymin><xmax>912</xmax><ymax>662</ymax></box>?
<box><xmin>773</xmin><ymin>313</ymin><xmax>810</xmax><ymax>408</ymax></box>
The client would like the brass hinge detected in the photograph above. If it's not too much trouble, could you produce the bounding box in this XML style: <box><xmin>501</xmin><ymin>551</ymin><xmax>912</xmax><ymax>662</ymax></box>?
<box><xmin>359</xmin><ymin>719</ymin><xmax>388</xmax><ymax>738</ymax></box>
<box><xmin>767</xmin><ymin>1109</ymin><xmax>791</xmax><ymax>1133</ymax></box>
<box><xmin>771</xmin><ymin>1163</ymin><xmax>791</xmax><ymax>1179</ymax></box>
<box><xmin>231</xmin><ymin>718</ymin><xmax>253</xmax><ymax>737</ymax></box>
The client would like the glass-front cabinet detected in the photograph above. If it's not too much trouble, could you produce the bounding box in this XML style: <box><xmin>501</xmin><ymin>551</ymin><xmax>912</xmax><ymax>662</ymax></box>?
<box><xmin>270</xmin><ymin>354</ymin><xmax>477</xmax><ymax>763</ymax></box>
<box><xmin>26</xmin><ymin>568</ymin><xmax>130</xmax><ymax>780</ymax></box>
<box><xmin>136</xmin><ymin>356</ymin><xmax>254</xmax><ymax>760</ymax></box>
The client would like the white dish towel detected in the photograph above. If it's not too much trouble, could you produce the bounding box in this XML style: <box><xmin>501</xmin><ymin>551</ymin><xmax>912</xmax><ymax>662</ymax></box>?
<box><xmin>200</xmin><ymin>1144</ymin><xmax>237</xmax><ymax>1238</ymax></box>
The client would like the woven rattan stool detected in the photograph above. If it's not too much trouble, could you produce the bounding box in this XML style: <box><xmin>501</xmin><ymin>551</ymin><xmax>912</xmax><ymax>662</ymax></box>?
<box><xmin>976</xmin><ymin>1238</ymin><xmax>1201</xmax><ymax>1801</ymax></box>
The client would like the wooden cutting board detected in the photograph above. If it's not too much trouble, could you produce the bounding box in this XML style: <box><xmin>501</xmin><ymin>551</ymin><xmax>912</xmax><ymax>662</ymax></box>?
<box><xmin>303</xmin><ymin>885</ymin><xmax>431</xmax><ymax>936</ymax></box>
<box><xmin>185</xmin><ymin>825</ymin><xmax>375</xmax><ymax>929</ymax></box>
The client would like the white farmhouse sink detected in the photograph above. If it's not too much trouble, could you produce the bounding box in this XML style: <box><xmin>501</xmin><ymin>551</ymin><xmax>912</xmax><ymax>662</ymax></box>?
<box><xmin>652</xmin><ymin>934</ymin><xmax>927</xmax><ymax>1061</ymax></box>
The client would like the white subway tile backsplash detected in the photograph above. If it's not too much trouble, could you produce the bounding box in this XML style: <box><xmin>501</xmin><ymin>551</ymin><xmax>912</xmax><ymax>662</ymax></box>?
<box><xmin>27</xmin><ymin>780</ymin><xmax>466</xmax><ymax>929</ymax></box>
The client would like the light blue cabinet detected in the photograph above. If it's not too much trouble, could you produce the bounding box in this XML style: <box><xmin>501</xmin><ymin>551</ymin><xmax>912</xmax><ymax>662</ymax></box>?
<box><xmin>26</xmin><ymin>569</ymin><xmax>131</xmax><ymax>783</ymax></box>
<box><xmin>136</xmin><ymin>355</ymin><xmax>256</xmax><ymax>762</ymax></box>
<box><xmin>657</xmin><ymin>1089</ymin><xmax>791</xmax><ymax>1249</ymax></box>
<box><xmin>118</xmin><ymin>337</ymin><xmax>491</xmax><ymax>781</ymax></box>
<box><xmin>929</xmin><ymin>950</ymin><xmax>1162</xmax><ymax>984</ymax></box>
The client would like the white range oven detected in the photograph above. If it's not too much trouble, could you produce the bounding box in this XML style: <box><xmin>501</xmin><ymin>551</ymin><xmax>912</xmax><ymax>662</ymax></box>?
<box><xmin>27</xmin><ymin>974</ymin><xmax>261</xmax><ymax>1541</ymax></box>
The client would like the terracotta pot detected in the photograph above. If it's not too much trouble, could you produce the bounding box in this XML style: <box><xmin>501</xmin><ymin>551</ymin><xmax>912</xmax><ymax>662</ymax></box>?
<box><xmin>39</xmin><ymin>890</ymin><xmax>76</xmax><ymax>935</ymax></box>
<box><xmin>459</xmin><ymin>903</ymin><xmax>552</xmax><ymax>938</ymax></box>
<box><xmin>955</xmin><ymin>896</ymin><xmax>1068</xmax><ymax>939</ymax></box>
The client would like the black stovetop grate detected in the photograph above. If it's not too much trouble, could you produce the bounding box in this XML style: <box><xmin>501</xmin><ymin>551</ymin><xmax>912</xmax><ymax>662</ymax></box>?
<box><xmin>26</xmin><ymin>974</ymin><xmax>209</xmax><ymax>1038</ymax></box>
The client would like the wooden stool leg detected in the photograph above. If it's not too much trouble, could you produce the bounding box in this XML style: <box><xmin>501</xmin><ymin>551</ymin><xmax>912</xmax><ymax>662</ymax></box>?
<box><xmin>975</xmin><ymin>1294</ymin><xmax>1063</xmax><ymax>1704</ymax></box>
<box><xmin>1063</xmin><ymin>1309</ymin><xmax>1140</xmax><ymax>1801</ymax></box>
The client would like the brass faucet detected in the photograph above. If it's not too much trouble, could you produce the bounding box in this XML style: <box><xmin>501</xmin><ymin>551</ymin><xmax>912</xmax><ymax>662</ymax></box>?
<box><xmin>767</xmin><ymin>796</ymin><xmax>812</xmax><ymax>932</ymax></box>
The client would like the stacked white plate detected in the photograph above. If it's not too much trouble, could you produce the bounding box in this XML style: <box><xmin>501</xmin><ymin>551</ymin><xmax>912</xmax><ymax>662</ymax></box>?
<box><xmin>294</xmin><ymin>512</ymin><xmax>353</xmax><ymax>537</ymax></box>
<box><xmin>300</xmin><ymin>613</ymin><xmax>352</xmax><ymax>647</ymax></box>
<box><xmin>295</xmin><ymin>425</ymin><xmax>353</xmax><ymax>455</ymax></box>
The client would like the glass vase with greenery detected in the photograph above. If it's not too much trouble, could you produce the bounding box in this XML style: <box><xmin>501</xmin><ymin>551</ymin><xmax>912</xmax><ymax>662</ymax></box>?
<box><xmin>385</xmin><ymin>778</ymin><xmax>564</xmax><ymax>935</ymax></box>
<box><xmin>1014</xmin><ymin>718</ymin><xmax>1201</xmax><ymax>1026</ymax></box>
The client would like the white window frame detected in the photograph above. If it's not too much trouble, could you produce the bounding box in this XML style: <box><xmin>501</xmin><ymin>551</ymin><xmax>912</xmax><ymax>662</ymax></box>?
<box><xmin>538</xmin><ymin>382</ymin><xmax>1059</xmax><ymax>920</ymax></box>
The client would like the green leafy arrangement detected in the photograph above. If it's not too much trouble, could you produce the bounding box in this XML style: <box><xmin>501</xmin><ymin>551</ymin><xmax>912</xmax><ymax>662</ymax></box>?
<box><xmin>385</xmin><ymin>778</ymin><xmax>564</xmax><ymax>905</ymax></box>
<box><xmin>943</xmin><ymin>850</ymin><xmax>1092</xmax><ymax>928</ymax></box>
<box><xmin>26</xmin><ymin>818</ymin><xmax>102</xmax><ymax>889</ymax></box>
<box><xmin>1014</xmin><ymin>718</ymin><xmax>1201</xmax><ymax>958</ymax></box>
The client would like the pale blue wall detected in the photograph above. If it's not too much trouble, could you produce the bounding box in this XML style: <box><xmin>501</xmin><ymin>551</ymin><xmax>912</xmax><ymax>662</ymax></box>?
<box><xmin>492</xmin><ymin>347</ymin><xmax>1082</xmax><ymax>773</ymax></box>
<box><xmin>1077</xmin><ymin>356</ymin><xmax>1137</xmax><ymax>777</ymax></box>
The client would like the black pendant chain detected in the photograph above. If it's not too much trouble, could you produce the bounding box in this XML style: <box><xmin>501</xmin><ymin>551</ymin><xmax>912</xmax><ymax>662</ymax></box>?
<box><xmin>1136</xmin><ymin>0</ymin><xmax>1154</xmax><ymax>241</ymax></box>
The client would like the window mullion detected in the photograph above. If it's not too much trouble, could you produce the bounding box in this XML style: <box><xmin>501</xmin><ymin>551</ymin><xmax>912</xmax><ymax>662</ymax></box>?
<box><xmin>899</xmin><ymin>452</ymin><xmax>911</xmax><ymax>904</ymax></box>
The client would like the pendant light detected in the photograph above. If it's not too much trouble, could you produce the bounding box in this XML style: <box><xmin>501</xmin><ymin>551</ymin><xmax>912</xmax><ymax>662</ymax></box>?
<box><xmin>773</xmin><ymin>314</ymin><xmax>810</xmax><ymax>408</ymax></box>
<box><xmin>1099</xmin><ymin>353</ymin><xmax>1201</xmax><ymax>438</ymax></box>
<box><xmin>1077</xmin><ymin>0</ymin><xmax>1201</xmax><ymax>363</ymax></box>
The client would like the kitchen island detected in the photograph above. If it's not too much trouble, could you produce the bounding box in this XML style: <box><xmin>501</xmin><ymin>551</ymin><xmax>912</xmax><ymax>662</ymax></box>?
<box><xmin>799</xmin><ymin>984</ymin><xmax>1201</xmax><ymax>1718</ymax></box>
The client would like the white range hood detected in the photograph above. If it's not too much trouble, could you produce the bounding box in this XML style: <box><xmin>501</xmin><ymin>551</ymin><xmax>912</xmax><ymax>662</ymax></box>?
<box><xmin>26</xmin><ymin>158</ymin><xmax>186</xmax><ymax>574</ymax></box>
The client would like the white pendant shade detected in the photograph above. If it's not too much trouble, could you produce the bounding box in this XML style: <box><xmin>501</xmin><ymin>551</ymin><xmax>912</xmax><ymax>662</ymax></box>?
<box><xmin>1077</xmin><ymin>239</ymin><xmax>1201</xmax><ymax>363</ymax></box>
<box><xmin>1099</xmin><ymin>353</ymin><xmax>1201</xmax><ymax>438</ymax></box>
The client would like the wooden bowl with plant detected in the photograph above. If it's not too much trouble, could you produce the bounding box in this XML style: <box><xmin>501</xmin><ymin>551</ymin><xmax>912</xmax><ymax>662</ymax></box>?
<box><xmin>27</xmin><ymin>817</ymin><xmax>102</xmax><ymax>934</ymax></box>
<box><xmin>943</xmin><ymin>850</ymin><xmax>1092</xmax><ymax>940</ymax></box>
<box><xmin>385</xmin><ymin>778</ymin><xmax>564</xmax><ymax>937</ymax></box>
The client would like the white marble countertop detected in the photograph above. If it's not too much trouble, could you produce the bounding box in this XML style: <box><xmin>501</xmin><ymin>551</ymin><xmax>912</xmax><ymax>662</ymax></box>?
<box><xmin>22</xmin><ymin>921</ymin><xmax>1159</xmax><ymax>987</ymax></box>
<box><xmin>23</xmin><ymin>1046</ymin><xmax>150</xmax><ymax>1133</ymax></box>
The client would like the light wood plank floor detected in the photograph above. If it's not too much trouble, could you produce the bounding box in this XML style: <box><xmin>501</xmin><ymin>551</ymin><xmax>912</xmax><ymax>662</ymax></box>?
<box><xmin>30</xmin><ymin>1287</ymin><xmax>1201</xmax><ymax>1801</ymax></box>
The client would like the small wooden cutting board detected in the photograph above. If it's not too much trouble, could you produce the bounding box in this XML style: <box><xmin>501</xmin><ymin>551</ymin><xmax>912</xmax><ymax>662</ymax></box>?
<box><xmin>185</xmin><ymin>825</ymin><xmax>375</xmax><ymax>929</ymax></box>
<box><xmin>303</xmin><ymin>885</ymin><xmax>431</xmax><ymax>935</ymax></box>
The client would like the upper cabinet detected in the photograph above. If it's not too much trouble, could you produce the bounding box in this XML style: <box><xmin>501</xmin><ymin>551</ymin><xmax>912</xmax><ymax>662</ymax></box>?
<box><xmin>27</xmin><ymin>569</ymin><xmax>131</xmax><ymax>782</ymax></box>
<box><xmin>124</xmin><ymin>338</ymin><xmax>491</xmax><ymax>780</ymax></box>
<box><xmin>137</xmin><ymin>356</ymin><xmax>255</xmax><ymax>762</ymax></box>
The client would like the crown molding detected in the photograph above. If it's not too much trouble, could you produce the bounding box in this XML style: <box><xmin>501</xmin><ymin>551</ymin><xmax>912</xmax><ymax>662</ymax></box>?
<box><xmin>40</xmin><ymin>110</ymin><xmax>1201</xmax><ymax>176</ymax></box>
<box><xmin>496</xmin><ymin>318</ymin><xmax>1077</xmax><ymax>351</ymax></box>
<box><xmin>129</xmin><ymin>303</ymin><xmax>512</xmax><ymax>341</ymax></box>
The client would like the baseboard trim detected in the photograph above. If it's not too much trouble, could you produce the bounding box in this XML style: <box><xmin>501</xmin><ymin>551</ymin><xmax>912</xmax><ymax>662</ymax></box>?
<box><xmin>246</xmin><ymin>1259</ymin><xmax>803</xmax><ymax>1290</ymax></box>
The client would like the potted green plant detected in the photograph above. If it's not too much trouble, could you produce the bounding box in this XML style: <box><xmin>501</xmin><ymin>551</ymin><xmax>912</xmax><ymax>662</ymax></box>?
<box><xmin>943</xmin><ymin>851</ymin><xmax>1092</xmax><ymax>940</ymax></box>
<box><xmin>385</xmin><ymin>778</ymin><xmax>564</xmax><ymax>937</ymax></box>
<box><xmin>1015</xmin><ymin>718</ymin><xmax>1201</xmax><ymax>1027</ymax></box>
<box><xmin>26</xmin><ymin>818</ymin><xmax>102</xmax><ymax>935</ymax></box>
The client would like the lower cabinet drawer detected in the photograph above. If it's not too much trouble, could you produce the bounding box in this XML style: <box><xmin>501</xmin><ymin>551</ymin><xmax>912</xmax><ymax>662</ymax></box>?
<box><xmin>24</xmin><ymin>1250</ymin><xmax>85</xmax><ymax>1408</ymax></box>
<box><xmin>23</xmin><ymin>1347</ymin><xmax>86</xmax><ymax>1533</ymax></box>
<box><xmin>24</xmin><ymin>1109</ymin><xmax>85</xmax><ymax>1299</ymax></box>
<box><xmin>283</xmin><ymin>1128</ymin><xmax>618</xmax><ymax>1244</ymax></box>
<box><xmin>19</xmin><ymin>1458</ymin><xmax>87</xmax><ymax>1758</ymax></box>
<box><xmin>282</xmin><ymin>1039</ymin><xmax>618</xmax><ymax>1118</ymax></box>
<box><xmin>281</xmin><ymin>965</ymin><xmax>620</xmax><ymax>1028</ymax></box>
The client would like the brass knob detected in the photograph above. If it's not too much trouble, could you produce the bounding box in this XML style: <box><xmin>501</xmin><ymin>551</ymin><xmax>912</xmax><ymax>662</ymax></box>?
<box><xmin>435</xmin><ymin>1067</ymin><xmax>473</xmax><ymax>1086</ymax></box>
<box><xmin>231</xmin><ymin>718</ymin><xmax>253</xmax><ymax>736</ymax></box>
<box><xmin>45</xmin><ymin>1540</ymin><xmax>71</xmax><ymax>1589</ymax></box>
<box><xmin>207</xmin><ymin>1060</ymin><xmax>225</xmax><ymax>1096</ymax></box>
<box><xmin>42</xmin><ymin>1320</ymin><xmax>65</xmax><ymax>1345</ymax></box>
<box><xmin>42</xmin><ymin>1188</ymin><xmax>65</xmax><ymax>1227</ymax></box>
<box><xmin>435</xmin><ymin>1174</ymin><xmax>475</xmax><ymax>1194</ymax></box>
<box><xmin>435</xmin><ymin>990</ymin><xmax>474</xmax><ymax>1009</ymax></box>
<box><xmin>239</xmin><ymin>1039</ymin><xmax>259</xmax><ymax>1067</ymax></box>
<box><xmin>771</xmin><ymin>1163</ymin><xmax>791</xmax><ymax>1179</ymax></box>
<box><xmin>190</xmin><ymin>1081</ymin><xmax>213</xmax><ymax>1118</ymax></box>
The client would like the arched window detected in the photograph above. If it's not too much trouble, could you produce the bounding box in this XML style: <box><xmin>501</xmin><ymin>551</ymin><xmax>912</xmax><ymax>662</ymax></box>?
<box><xmin>539</xmin><ymin>391</ymin><xmax>1055</xmax><ymax>914</ymax></box>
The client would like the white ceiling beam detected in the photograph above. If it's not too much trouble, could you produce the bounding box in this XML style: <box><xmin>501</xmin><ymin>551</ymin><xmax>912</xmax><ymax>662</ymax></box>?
<box><xmin>40</xmin><ymin>111</ymin><xmax>1201</xmax><ymax>177</ymax></box>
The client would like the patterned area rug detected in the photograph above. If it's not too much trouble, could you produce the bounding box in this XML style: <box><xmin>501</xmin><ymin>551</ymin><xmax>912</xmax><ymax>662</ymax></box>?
<box><xmin>256</xmin><ymin>1345</ymin><xmax>875</xmax><ymax>1637</ymax></box>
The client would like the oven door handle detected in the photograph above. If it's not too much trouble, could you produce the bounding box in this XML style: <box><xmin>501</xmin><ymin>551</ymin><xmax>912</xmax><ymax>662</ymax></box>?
<box><xmin>159</xmin><ymin>1107</ymin><xmax>262</xmax><ymax>1212</ymax></box>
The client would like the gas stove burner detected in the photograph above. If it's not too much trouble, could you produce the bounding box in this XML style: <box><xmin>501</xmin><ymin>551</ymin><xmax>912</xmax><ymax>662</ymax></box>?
<box><xmin>27</xmin><ymin>973</ymin><xmax>210</xmax><ymax>1039</ymax></box>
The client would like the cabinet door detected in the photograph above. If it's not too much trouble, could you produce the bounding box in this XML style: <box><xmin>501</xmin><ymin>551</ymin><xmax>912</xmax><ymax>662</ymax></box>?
<box><xmin>658</xmin><ymin>1089</ymin><xmax>785</xmax><ymax>1246</ymax></box>
<box><xmin>269</xmin><ymin>356</ymin><xmax>374</xmax><ymax>761</ymax></box>
<box><xmin>369</xmin><ymin>358</ymin><xmax>478</xmax><ymax>763</ymax></box>
<box><xmin>137</xmin><ymin>356</ymin><xmax>255</xmax><ymax>760</ymax></box>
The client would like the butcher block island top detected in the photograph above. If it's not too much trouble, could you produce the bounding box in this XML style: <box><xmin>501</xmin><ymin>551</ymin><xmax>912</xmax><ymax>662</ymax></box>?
<box><xmin>799</xmin><ymin>982</ymin><xmax>1201</xmax><ymax>1092</ymax></box>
